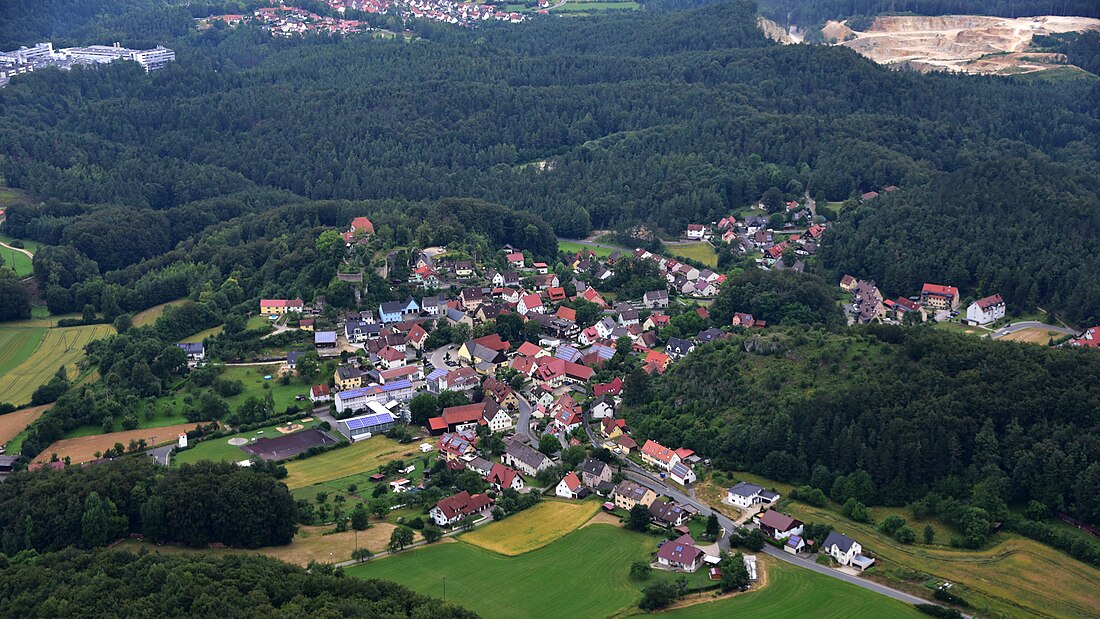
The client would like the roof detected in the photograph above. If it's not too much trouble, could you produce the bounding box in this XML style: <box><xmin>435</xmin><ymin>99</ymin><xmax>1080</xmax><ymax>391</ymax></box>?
<box><xmin>310</xmin><ymin>384</ymin><xmax>330</xmax><ymax>397</ymax></box>
<box><xmin>434</xmin><ymin>491</ymin><xmax>492</xmax><ymax>520</ymax></box>
<box><xmin>921</xmin><ymin>283</ymin><xmax>959</xmax><ymax>298</ymax></box>
<box><xmin>593</xmin><ymin>377</ymin><xmax>623</xmax><ymax>397</ymax></box>
<box><xmin>342</xmin><ymin>411</ymin><xmax>394</xmax><ymax>431</ymax></box>
<box><xmin>487</xmin><ymin>463</ymin><xmax>520</xmax><ymax>488</ymax></box>
<box><xmin>657</xmin><ymin>535</ymin><xmax>704</xmax><ymax>564</ymax></box>
<box><xmin>314</xmin><ymin>331</ymin><xmax>337</xmax><ymax>344</ymax></box>
<box><xmin>581</xmin><ymin>458</ymin><xmax>610</xmax><ymax>477</ymax></box>
<box><xmin>649</xmin><ymin>499</ymin><xmax>688</xmax><ymax>523</ymax></box>
<box><xmin>641</xmin><ymin>439</ymin><xmax>676</xmax><ymax>464</ymax></box>
<box><xmin>350</xmin><ymin>216</ymin><xmax>375</xmax><ymax>234</ymax></box>
<box><xmin>516</xmin><ymin>341</ymin><xmax>543</xmax><ymax>357</ymax></box>
<box><xmin>442</xmin><ymin>402</ymin><xmax>495</xmax><ymax>425</ymax></box>
<box><xmin>613</xmin><ymin>480</ymin><xmax>653</xmax><ymax>502</ymax></box>
<box><xmin>822</xmin><ymin>531</ymin><xmax>857</xmax><ymax>553</ymax></box>
<box><xmin>505</xmin><ymin>437</ymin><xmax>551</xmax><ymax>470</ymax></box>
<box><xmin>975</xmin><ymin>293</ymin><xmax>1004</xmax><ymax>310</ymax></box>
<box><xmin>561</xmin><ymin>471</ymin><xmax>582</xmax><ymax>491</ymax></box>
<box><xmin>670</xmin><ymin>462</ymin><xmax>692</xmax><ymax>478</ymax></box>
<box><xmin>727</xmin><ymin>482</ymin><xmax>764</xmax><ymax>498</ymax></box>
<box><xmin>666</xmin><ymin>337</ymin><xmax>692</xmax><ymax>355</ymax></box>
<box><xmin>175</xmin><ymin>342</ymin><xmax>203</xmax><ymax>354</ymax></box>
<box><xmin>521</xmin><ymin>293</ymin><xmax>543</xmax><ymax>308</ymax></box>
<box><xmin>758</xmin><ymin>509</ymin><xmax>801</xmax><ymax>532</ymax></box>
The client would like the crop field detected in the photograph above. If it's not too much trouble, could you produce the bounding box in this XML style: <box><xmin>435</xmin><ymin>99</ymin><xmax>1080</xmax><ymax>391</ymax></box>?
<box><xmin>34</xmin><ymin>422</ymin><xmax>201</xmax><ymax>464</ymax></box>
<box><xmin>461</xmin><ymin>500</ymin><xmax>600</xmax><ymax>555</ymax></box>
<box><xmin>0</xmin><ymin>326</ymin><xmax>45</xmax><ymax>381</ymax></box>
<box><xmin>283</xmin><ymin>435</ymin><xmax>416</xmax><ymax>489</ymax></box>
<box><xmin>1000</xmin><ymin>327</ymin><xmax>1061</xmax><ymax>345</ymax></box>
<box><xmin>0</xmin><ymin>403</ymin><xmax>50</xmax><ymax>446</ymax></box>
<box><xmin>0</xmin><ymin>324</ymin><xmax>114</xmax><ymax>405</ymax></box>
<box><xmin>668</xmin><ymin>242</ymin><xmax>718</xmax><ymax>267</ymax></box>
<box><xmin>655</xmin><ymin>557</ymin><xmax>922</xmax><ymax>619</ymax></box>
<box><xmin>788</xmin><ymin>502</ymin><xmax>1100</xmax><ymax>619</ymax></box>
<box><xmin>132</xmin><ymin>299</ymin><xmax>187</xmax><ymax>327</ymax></box>
<box><xmin>348</xmin><ymin>524</ymin><xmax>656</xmax><ymax>619</ymax></box>
<box><xmin>113</xmin><ymin>523</ymin><xmax>409</xmax><ymax>566</ymax></box>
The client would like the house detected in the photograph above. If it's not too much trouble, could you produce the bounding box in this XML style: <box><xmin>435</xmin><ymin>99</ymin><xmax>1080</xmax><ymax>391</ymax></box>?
<box><xmin>432</xmin><ymin>401</ymin><xmax>498</xmax><ymax>434</ymax></box>
<box><xmin>345</xmin><ymin>320</ymin><xmax>381</xmax><ymax>344</ymax></box>
<box><xmin>377</xmin><ymin>346</ymin><xmax>407</xmax><ymax>369</ymax></box>
<box><xmin>640</xmin><ymin>440</ymin><xmax>680</xmax><ymax>471</ymax></box>
<box><xmin>429</xmin><ymin>491</ymin><xmax>493</xmax><ymax>527</ymax></box>
<box><xmin>593</xmin><ymin>377</ymin><xmax>623</xmax><ymax>397</ymax></box>
<box><xmin>580</xmin><ymin>287</ymin><xmax>608</xmax><ymax>308</ymax></box>
<box><xmin>517</xmin><ymin>293</ymin><xmax>545</xmax><ymax>316</ymax></box>
<box><xmin>784</xmin><ymin>535</ymin><xmax>806</xmax><ymax>554</ymax></box>
<box><xmin>643</xmin><ymin>350</ymin><xmax>670</xmax><ymax>374</ymax></box>
<box><xmin>453</xmin><ymin>260</ymin><xmax>474</xmax><ymax>278</ymax></box>
<box><xmin>378</xmin><ymin>365</ymin><xmax>423</xmax><ymax>384</ymax></box>
<box><xmin>839</xmin><ymin>274</ymin><xmax>857</xmax><ymax>291</ymax></box>
<box><xmin>649</xmin><ymin>499</ymin><xmax>691</xmax><ymax>528</ymax></box>
<box><xmin>731</xmin><ymin>313</ymin><xmax>756</xmax><ymax>328</ymax></box>
<box><xmin>580</xmin><ymin>458</ymin><xmax>612</xmax><ymax>488</ymax></box>
<box><xmin>175</xmin><ymin>342</ymin><xmax>205</xmax><ymax>363</ymax></box>
<box><xmin>438</xmin><ymin>432</ymin><xmax>477</xmax><ymax>459</ymax></box>
<box><xmin>299</xmin><ymin>318</ymin><xmax>314</xmax><ymax>331</ymax></box>
<box><xmin>445</xmin><ymin>307</ymin><xmax>475</xmax><ymax>328</ymax></box>
<box><xmin>685</xmin><ymin>224</ymin><xmax>706</xmax><ymax>240</ymax></box>
<box><xmin>260</xmin><ymin>298</ymin><xmax>304</xmax><ymax>316</ymax></box>
<box><xmin>506</xmin><ymin>251</ymin><xmax>526</xmax><ymax>268</ymax></box>
<box><xmin>670</xmin><ymin>461</ymin><xmax>696</xmax><ymax>485</ymax></box>
<box><xmin>643</xmin><ymin>313</ymin><xmax>670</xmax><ymax>331</ymax></box>
<box><xmin>421</xmin><ymin>295</ymin><xmax>446</xmax><ymax>316</ymax></box>
<box><xmin>966</xmin><ymin>294</ymin><xmax>1005</xmax><ymax>325</ymax></box>
<box><xmin>486</xmin><ymin>463</ymin><xmax>524</xmax><ymax>491</ymax></box>
<box><xmin>428</xmin><ymin>366</ymin><xmax>480</xmax><ymax>393</ymax></box>
<box><xmin>726</xmin><ymin>482</ymin><xmax>780</xmax><ymax>509</ymax></box>
<box><xmin>861</xmin><ymin>191</ymin><xmax>879</xmax><ymax>201</ymax></box>
<box><xmin>482</xmin><ymin>399</ymin><xmax>514</xmax><ymax>432</ymax></box>
<box><xmin>615</xmin><ymin>304</ymin><xmax>639</xmax><ymax>327</ymax></box>
<box><xmin>643</xmin><ymin>290</ymin><xmax>669</xmax><ymax>309</ymax></box>
<box><xmin>1072</xmin><ymin>326</ymin><xmax>1100</xmax><ymax>348</ymax></box>
<box><xmin>482</xmin><ymin>377</ymin><xmax>519</xmax><ymax>410</ymax></box>
<box><xmin>285</xmin><ymin>350</ymin><xmax>304</xmax><ymax>371</ymax></box>
<box><xmin>852</xmin><ymin>280</ymin><xmax>887</xmax><ymax>324</ymax></box>
<box><xmin>920</xmin><ymin>283</ymin><xmax>960</xmax><ymax>311</ymax></box>
<box><xmin>656</xmin><ymin>533</ymin><xmax>705</xmax><ymax>573</ymax></box>
<box><xmin>379</xmin><ymin>297</ymin><xmax>420</xmax><ymax>323</ymax></box>
<box><xmin>502</xmin><ymin>437</ymin><xmax>553</xmax><ymax>476</ymax></box>
<box><xmin>696</xmin><ymin>327</ymin><xmax>725</xmax><ymax>344</ymax></box>
<box><xmin>821</xmin><ymin>531</ymin><xmax>875</xmax><ymax>570</ymax></box>
<box><xmin>348</xmin><ymin>216</ymin><xmax>375</xmax><ymax>236</ymax></box>
<box><xmin>665</xmin><ymin>337</ymin><xmax>694</xmax><ymax>359</ymax></box>
<box><xmin>756</xmin><ymin>509</ymin><xmax>804</xmax><ymax>540</ymax></box>
<box><xmin>309</xmin><ymin>383</ymin><xmax>332</xmax><ymax>403</ymax></box>
<box><xmin>405</xmin><ymin>323</ymin><xmax>430</xmax><ymax>350</ymax></box>
<box><xmin>612</xmin><ymin>480</ymin><xmax>657</xmax><ymax>510</ymax></box>
<box><xmin>600</xmin><ymin>417</ymin><xmax>627</xmax><ymax>440</ymax></box>
<box><xmin>556</xmin><ymin>471</ymin><xmax>585</xmax><ymax>498</ymax></box>
<box><xmin>335</xmin><ymin>365</ymin><xmax>365</xmax><ymax>391</ymax></box>
<box><xmin>458</xmin><ymin>340</ymin><xmax>507</xmax><ymax>370</ymax></box>
<box><xmin>533</xmin><ymin>262</ymin><xmax>549</xmax><ymax>274</ymax></box>
<box><xmin>589</xmin><ymin>396</ymin><xmax>615</xmax><ymax>420</ymax></box>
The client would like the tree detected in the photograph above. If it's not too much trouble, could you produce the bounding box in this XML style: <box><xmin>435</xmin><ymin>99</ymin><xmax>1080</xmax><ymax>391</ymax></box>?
<box><xmin>368</xmin><ymin>496</ymin><xmax>392</xmax><ymax>519</ymax></box>
<box><xmin>81</xmin><ymin>303</ymin><xmax>97</xmax><ymax>323</ymax></box>
<box><xmin>895</xmin><ymin>525</ymin><xmax>917</xmax><ymax>544</ymax></box>
<box><xmin>705</xmin><ymin>514</ymin><xmax>720</xmax><ymax>540</ymax></box>
<box><xmin>877</xmin><ymin>514</ymin><xmax>906</xmax><ymax>536</ymax></box>
<box><xmin>350</xmin><ymin>504</ymin><xmax>370</xmax><ymax>531</ymax></box>
<box><xmin>537</xmin><ymin>433</ymin><xmax>559</xmax><ymax>457</ymax></box>
<box><xmin>629</xmin><ymin>560</ymin><xmax>652</xmax><ymax>580</ymax></box>
<box><xmin>140</xmin><ymin>496</ymin><xmax>167</xmax><ymax>543</ymax></box>
<box><xmin>423</xmin><ymin>524</ymin><xmax>443</xmax><ymax>543</ymax></box>
<box><xmin>296</xmin><ymin>351</ymin><xmax>320</xmax><ymax>380</ymax></box>
<box><xmin>409</xmin><ymin>393</ymin><xmax>439</xmax><ymax>427</ymax></box>
<box><xmin>923</xmin><ymin>524</ymin><xmax>935</xmax><ymax>545</ymax></box>
<box><xmin>80</xmin><ymin>491</ymin><xmax>126</xmax><ymax>548</ymax></box>
<box><xmin>842</xmin><ymin>498</ymin><xmax>872</xmax><ymax>523</ymax></box>
<box><xmin>742</xmin><ymin>527</ymin><xmax>766</xmax><ymax>551</ymax></box>
<box><xmin>388</xmin><ymin>526</ymin><xmax>415</xmax><ymax>552</ymax></box>
<box><xmin>623</xmin><ymin>367</ymin><xmax>650</xmax><ymax>406</ymax></box>
<box><xmin>720</xmin><ymin>552</ymin><xmax>750</xmax><ymax>591</ymax></box>
<box><xmin>351</xmin><ymin>547</ymin><xmax>374</xmax><ymax>563</ymax></box>
<box><xmin>560</xmin><ymin>445</ymin><xmax>586</xmax><ymax>469</ymax></box>
<box><xmin>639</xmin><ymin>580</ymin><xmax>679</xmax><ymax>611</ymax></box>
<box><xmin>458</xmin><ymin>516</ymin><xmax>477</xmax><ymax>532</ymax></box>
<box><xmin>626</xmin><ymin>504</ymin><xmax>650</xmax><ymax>532</ymax></box>
<box><xmin>0</xmin><ymin>275</ymin><xmax>32</xmax><ymax>321</ymax></box>
<box><xmin>761</xmin><ymin>186</ymin><xmax>784</xmax><ymax>213</ymax></box>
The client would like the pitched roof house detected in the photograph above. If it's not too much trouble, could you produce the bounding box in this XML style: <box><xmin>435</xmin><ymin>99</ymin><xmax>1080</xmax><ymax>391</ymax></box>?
<box><xmin>430</xmin><ymin>491</ymin><xmax>493</xmax><ymax>527</ymax></box>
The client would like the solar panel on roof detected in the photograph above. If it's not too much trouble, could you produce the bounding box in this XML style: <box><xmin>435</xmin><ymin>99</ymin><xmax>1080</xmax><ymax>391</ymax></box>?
<box><xmin>344</xmin><ymin>412</ymin><xmax>393</xmax><ymax>430</ymax></box>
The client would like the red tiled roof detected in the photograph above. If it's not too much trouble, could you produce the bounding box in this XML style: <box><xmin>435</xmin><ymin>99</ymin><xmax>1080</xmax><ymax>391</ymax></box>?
<box><xmin>562</xmin><ymin>471</ymin><xmax>581</xmax><ymax>491</ymax></box>
<box><xmin>921</xmin><ymin>283</ymin><xmax>959</xmax><ymax>298</ymax></box>
<box><xmin>350</xmin><ymin>216</ymin><xmax>375</xmax><ymax>234</ymax></box>
<box><xmin>442</xmin><ymin>402</ymin><xmax>493</xmax><ymax>425</ymax></box>
<box><xmin>641</xmin><ymin>439</ymin><xmax>675</xmax><ymax>464</ymax></box>
<box><xmin>434</xmin><ymin>491</ymin><xmax>492</xmax><ymax>520</ymax></box>
<box><xmin>975</xmin><ymin>294</ymin><xmax>1004</xmax><ymax>310</ymax></box>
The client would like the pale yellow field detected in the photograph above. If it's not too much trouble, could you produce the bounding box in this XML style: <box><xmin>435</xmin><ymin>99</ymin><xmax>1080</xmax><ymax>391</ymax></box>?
<box><xmin>461</xmin><ymin>499</ymin><xmax>600</xmax><ymax>556</ymax></box>
<box><xmin>0</xmin><ymin>324</ymin><xmax>115</xmax><ymax>405</ymax></box>
<box><xmin>132</xmin><ymin>299</ymin><xmax>187</xmax><ymax>327</ymax></box>
<box><xmin>34</xmin><ymin>422</ymin><xmax>202</xmax><ymax>464</ymax></box>
<box><xmin>1000</xmin><ymin>327</ymin><xmax>1060</xmax><ymax>345</ymax></box>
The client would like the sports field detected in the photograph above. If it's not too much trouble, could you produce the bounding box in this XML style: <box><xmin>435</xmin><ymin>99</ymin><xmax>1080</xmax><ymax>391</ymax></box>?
<box><xmin>461</xmin><ymin>500</ymin><xmax>600</xmax><ymax>555</ymax></box>
<box><xmin>348</xmin><ymin>524</ymin><xmax>656</xmax><ymax>619</ymax></box>
<box><xmin>173</xmin><ymin>419</ymin><xmax>329</xmax><ymax>465</ymax></box>
<box><xmin>283</xmin><ymin>435</ymin><xmax>417</xmax><ymax>489</ymax></box>
<box><xmin>668</xmin><ymin>242</ymin><xmax>718</xmax><ymax>267</ymax></box>
<box><xmin>132</xmin><ymin>299</ymin><xmax>187</xmax><ymax>327</ymax></box>
<box><xmin>113</xmin><ymin>523</ymin><xmax>408</xmax><ymax>566</ymax></box>
<box><xmin>34</xmin><ymin>422</ymin><xmax>201</xmax><ymax>464</ymax></box>
<box><xmin>0</xmin><ymin>403</ymin><xmax>50</xmax><ymax>445</ymax></box>
<box><xmin>654</xmin><ymin>557</ymin><xmax>921</xmax><ymax>618</ymax></box>
<box><xmin>0</xmin><ymin>324</ymin><xmax>115</xmax><ymax>405</ymax></box>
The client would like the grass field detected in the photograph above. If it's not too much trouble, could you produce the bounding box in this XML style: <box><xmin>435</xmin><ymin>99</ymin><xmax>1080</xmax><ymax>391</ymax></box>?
<box><xmin>668</xmin><ymin>242</ymin><xmax>718</xmax><ymax>267</ymax></box>
<box><xmin>787</xmin><ymin>502</ymin><xmax>1100</xmax><ymax>619</ymax></box>
<box><xmin>348</xmin><ymin>524</ymin><xmax>657</xmax><ymax>619</ymax></box>
<box><xmin>132</xmin><ymin>299</ymin><xmax>187</xmax><ymax>327</ymax></box>
<box><xmin>181</xmin><ymin>325</ymin><xmax>224</xmax><ymax>343</ymax></box>
<box><xmin>0</xmin><ymin>324</ymin><xmax>115</xmax><ymax>405</ymax></box>
<box><xmin>113</xmin><ymin>523</ymin><xmax>408</xmax><ymax>566</ymax></box>
<box><xmin>0</xmin><ymin>403</ymin><xmax>50</xmax><ymax>446</ymax></box>
<box><xmin>34</xmin><ymin>422</ymin><xmax>202</xmax><ymax>464</ymax></box>
<box><xmin>0</xmin><ymin>242</ymin><xmax>33</xmax><ymax>277</ymax></box>
<box><xmin>283</xmin><ymin>436</ymin><xmax>414</xmax><ymax>489</ymax></box>
<box><xmin>654</xmin><ymin>557</ymin><xmax>922</xmax><ymax>619</ymax></box>
<box><xmin>550</xmin><ymin>0</ymin><xmax>639</xmax><ymax>11</ymax></box>
<box><xmin>0</xmin><ymin>186</ymin><xmax>34</xmax><ymax>208</ymax></box>
<box><xmin>218</xmin><ymin>364</ymin><xmax>310</xmax><ymax>413</ymax></box>
<box><xmin>557</xmin><ymin>240</ymin><xmax>620</xmax><ymax>258</ymax></box>
<box><xmin>1000</xmin><ymin>327</ymin><xmax>1060</xmax><ymax>345</ymax></box>
<box><xmin>461</xmin><ymin>500</ymin><xmax>601</xmax><ymax>555</ymax></box>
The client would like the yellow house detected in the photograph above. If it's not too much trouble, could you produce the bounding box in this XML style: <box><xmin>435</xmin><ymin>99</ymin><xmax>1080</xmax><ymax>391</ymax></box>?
<box><xmin>612</xmin><ymin>480</ymin><xmax>657</xmax><ymax>511</ymax></box>
<box><xmin>334</xmin><ymin>365</ymin><xmax>364</xmax><ymax>391</ymax></box>
<box><xmin>299</xmin><ymin>319</ymin><xmax>315</xmax><ymax>332</ymax></box>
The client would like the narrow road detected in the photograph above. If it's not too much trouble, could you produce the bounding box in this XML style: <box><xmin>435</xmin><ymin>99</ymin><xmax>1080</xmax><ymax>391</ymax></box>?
<box><xmin>148</xmin><ymin>444</ymin><xmax>174</xmax><ymax>466</ymax></box>
<box><xmin>515</xmin><ymin>392</ymin><xmax>534</xmax><ymax>440</ymax></box>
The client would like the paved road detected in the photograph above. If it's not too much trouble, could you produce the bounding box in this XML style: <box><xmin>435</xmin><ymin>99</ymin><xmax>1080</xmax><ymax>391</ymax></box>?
<box><xmin>990</xmin><ymin>321</ymin><xmax>1080</xmax><ymax>339</ymax></box>
<box><xmin>426</xmin><ymin>344</ymin><xmax>459</xmax><ymax>375</ymax></box>
<box><xmin>515</xmin><ymin>392</ymin><xmax>534</xmax><ymax>440</ymax></box>
<box><xmin>148</xmin><ymin>444</ymin><xmax>174</xmax><ymax>466</ymax></box>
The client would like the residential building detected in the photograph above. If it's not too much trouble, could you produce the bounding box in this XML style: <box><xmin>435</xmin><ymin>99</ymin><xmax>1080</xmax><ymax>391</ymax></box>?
<box><xmin>260</xmin><ymin>298</ymin><xmax>304</xmax><ymax>315</ymax></box>
<box><xmin>580</xmin><ymin>458</ymin><xmax>612</xmax><ymax>488</ymax></box>
<box><xmin>725</xmin><ymin>482</ymin><xmax>780</xmax><ymax>509</ymax></box>
<box><xmin>379</xmin><ymin>297</ymin><xmax>420</xmax><ymax>323</ymax></box>
<box><xmin>334</xmin><ymin>365</ymin><xmax>365</xmax><ymax>391</ymax></box>
<box><xmin>612</xmin><ymin>480</ymin><xmax>657</xmax><ymax>510</ymax></box>
<box><xmin>643</xmin><ymin>290</ymin><xmax>669</xmax><ymax>309</ymax></box>
<box><xmin>665</xmin><ymin>337</ymin><xmax>694</xmax><ymax>359</ymax></box>
<box><xmin>821</xmin><ymin>531</ymin><xmax>876</xmax><ymax>571</ymax></box>
<box><xmin>175</xmin><ymin>342</ymin><xmax>205</xmax><ymax>362</ymax></box>
<box><xmin>517</xmin><ymin>293</ymin><xmax>544</xmax><ymax>316</ymax></box>
<box><xmin>486</xmin><ymin>463</ymin><xmax>524</xmax><ymax>491</ymax></box>
<box><xmin>685</xmin><ymin>224</ymin><xmax>706</xmax><ymax>240</ymax></box>
<box><xmin>649</xmin><ymin>499</ymin><xmax>691</xmax><ymax>528</ymax></box>
<box><xmin>920</xmin><ymin>283</ymin><xmax>960</xmax><ymax>311</ymax></box>
<box><xmin>502</xmin><ymin>437</ymin><xmax>553</xmax><ymax>476</ymax></box>
<box><xmin>640</xmin><ymin>439</ymin><xmax>680</xmax><ymax>471</ymax></box>
<box><xmin>656</xmin><ymin>533</ymin><xmax>705</xmax><ymax>572</ymax></box>
<box><xmin>1072</xmin><ymin>327</ymin><xmax>1100</xmax><ymax>348</ymax></box>
<box><xmin>556</xmin><ymin>471</ymin><xmax>584</xmax><ymax>498</ymax></box>
<box><xmin>756</xmin><ymin>509</ymin><xmax>804</xmax><ymax>540</ymax></box>
<box><xmin>334</xmin><ymin>380</ymin><xmax>415</xmax><ymax>414</ymax></box>
<box><xmin>429</xmin><ymin>491</ymin><xmax>493</xmax><ymax>527</ymax></box>
<box><xmin>966</xmin><ymin>293</ymin><xmax>1005</xmax><ymax>325</ymax></box>
<box><xmin>670</xmin><ymin>461</ymin><xmax>696</xmax><ymax>485</ymax></box>
<box><xmin>309</xmin><ymin>383</ymin><xmax>332</xmax><ymax>403</ymax></box>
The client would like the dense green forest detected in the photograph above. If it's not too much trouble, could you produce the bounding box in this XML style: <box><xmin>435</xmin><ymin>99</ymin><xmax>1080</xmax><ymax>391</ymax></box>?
<box><xmin>757</xmin><ymin>0</ymin><xmax>1100</xmax><ymax>25</ymax></box>
<box><xmin>0</xmin><ymin>458</ymin><xmax>296</xmax><ymax>554</ymax></box>
<box><xmin>0</xmin><ymin>549</ymin><xmax>475</xmax><ymax>618</ymax></box>
<box><xmin>3</xmin><ymin>1</ymin><xmax>1100</xmax><ymax>321</ymax></box>
<box><xmin>624</xmin><ymin>326</ymin><xmax>1100</xmax><ymax>531</ymax></box>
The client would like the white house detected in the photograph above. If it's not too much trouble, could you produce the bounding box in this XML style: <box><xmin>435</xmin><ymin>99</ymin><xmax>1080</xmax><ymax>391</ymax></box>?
<box><xmin>726</xmin><ymin>482</ymin><xmax>780</xmax><ymax>509</ymax></box>
<box><xmin>685</xmin><ymin>224</ymin><xmax>706</xmax><ymax>240</ymax></box>
<box><xmin>966</xmin><ymin>293</ymin><xmax>1005</xmax><ymax>325</ymax></box>
<box><xmin>483</xmin><ymin>404</ymin><xmax>514</xmax><ymax>432</ymax></box>
<box><xmin>590</xmin><ymin>398</ymin><xmax>615</xmax><ymax>420</ymax></box>
<box><xmin>556</xmin><ymin>471</ymin><xmax>584</xmax><ymax>499</ymax></box>
<box><xmin>517</xmin><ymin>293</ymin><xmax>544</xmax><ymax>316</ymax></box>
<box><xmin>670</xmin><ymin>462</ymin><xmax>696</xmax><ymax>485</ymax></box>
<box><xmin>429</xmin><ymin>491</ymin><xmax>493</xmax><ymax>527</ymax></box>
<box><xmin>821</xmin><ymin>531</ymin><xmax>876</xmax><ymax>571</ymax></box>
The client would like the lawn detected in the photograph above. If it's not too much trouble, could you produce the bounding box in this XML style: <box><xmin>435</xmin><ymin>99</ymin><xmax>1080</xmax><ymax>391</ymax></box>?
<box><xmin>34</xmin><ymin>422</ymin><xmax>202</xmax><ymax>464</ymax></box>
<box><xmin>0</xmin><ymin>243</ymin><xmax>33</xmax><ymax>277</ymax></box>
<box><xmin>132</xmin><ymin>299</ymin><xmax>187</xmax><ymax>327</ymax></box>
<box><xmin>0</xmin><ymin>186</ymin><xmax>35</xmax><ymax>208</ymax></box>
<box><xmin>173</xmin><ymin>419</ymin><xmax>327</xmax><ymax>465</ymax></box>
<box><xmin>181</xmin><ymin>325</ymin><xmax>224</xmax><ymax>343</ymax></box>
<box><xmin>550</xmin><ymin>1</ymin><xmax>639</xmax><ymax>11</ymax></box>
<box><xmin>668</xmin><ymin>242</ymin><xmax>717</xmax><ymax>267</ymax></box>
<box><xmin>557</xmin><ymin>240</ymin><xmax>619</xmax><ymax>258</ymax></box>
<box><xmin>461</xmin><ymin>499</ymin><xmax>600</xmax><ymax>555</ymax></box>
<box><xmin>787</xmin><ymin>501</ymin><xmax>1100</xmax><ymax>619</ymax></box>
<box><xmin>247</xmin><ymin>314</ymin><xmax>276</xmax><ymax>331</ymax></box>
<box><xmin>283</xmin><ymin>435</ymin><xmax>416</xmax><ymax>490</ymax></box>
<box><xmin>218</xmin><ymin>364</ymin><xmax>311</xmax><ymax>413</ymax></box>
<box><xmin>654</xmin><ymin>556</ymin><xmax>922</xmax><ymax>619</ymax></box>
<box><xmin>112</xmin><ymin>523</ymin><xmax>408</xmax><ymax>566</ymax></box>
<box><xmin>0</xmin><ymin>324</ymin><xmax>115</xmax><ymax>405</ymax></box>
<box><xmin>347</xmin><ymin>524</ymin><xmax>657</xmax><ymax>619</ymax></box>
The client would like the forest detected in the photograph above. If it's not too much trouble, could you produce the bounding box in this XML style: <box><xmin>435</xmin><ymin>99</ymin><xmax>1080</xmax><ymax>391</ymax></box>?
<box><xmin>2</xmin><ymin>1</ymin><xmax>1099</xmax><ymax>321</ymax></box>
<box><xmin>0</xmin><ymin>548</ymin><xmax>475</xmax><ymax>618</ymax></box>
<box><xmin>624</xmin><ymin>326</ymin><xmax>1100</xmax><ymax>532</ymax></box>
<box><xmin>0</xmin><ymin>458</ymin><xmax>297</xmax><ymax>554</ymax></box>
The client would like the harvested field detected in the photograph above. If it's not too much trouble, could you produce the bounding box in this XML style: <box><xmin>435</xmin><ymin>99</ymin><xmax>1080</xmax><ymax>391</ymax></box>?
<box><xmin>462</xmin><ymin>500</ymin><xmax>600</xmax><ymax>555</ymax></box>
<box><xmin>34</xmin><ymin>422</ymin><xmax>203</xmax><ymax>464</ymax></box>
<box><xmin>0</xmin><ymin>403</ymin><xmax>50</xmax><ymax>445</ymax></box>
<box><xmin>1001</xmin><ymin>327</ymin><xmax>1061</xmax><ymax>344</ymax></box>
<box><xmin>0</xmin><ymin>324</ymin><xmax>115</xmax><ymax>405</ymax></box>
<box><xmin>820</xmin><ymin>15</ymin><xmax>1100</xmax><ymax>76</ymax></box>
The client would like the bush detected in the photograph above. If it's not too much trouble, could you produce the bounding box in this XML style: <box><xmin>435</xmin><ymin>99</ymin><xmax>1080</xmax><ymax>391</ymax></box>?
<box><xmin>638</xmin><ymin>580</ymin><xmax>679</xmax><ymax>610</ymax></box>
<box><xmin>791</xmin><ymin>485</ymin><xmax>828</xmax><ymax>507</ymax></box>
<box><xmin>630</xmin><ymin>560</ymin><xmax>652</xmax><ymax>581</ymax></box>
<box><xmin>878</xmin><ymin>514</ymin><xmax>906</xmax><ymax>535</ymax></box>
<box><xmin>915</xmin><ymin>604</ymin><xmax>965</xmax><ymax>619</ymax></box>
<box><xmin>895</xmin><ymin>525</ymin><xmax>917</xmax><ymax>544</ymax></box>
<box><xmin>842</xmin><ymin>498</ymin><xmax>872</xmax><ymax>523</ymax></box>
<box><xmin>933</xmin><ymin>587</ymin><xmax>970</xmax><ymax>608</ymax></box>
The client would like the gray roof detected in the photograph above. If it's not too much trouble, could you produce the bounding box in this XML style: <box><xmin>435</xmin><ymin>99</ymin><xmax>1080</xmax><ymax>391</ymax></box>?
<box><xmin>727</xmin><ymin>481</ymin><xmax>763</xmax><ymax>498</ymax></box>
<box><xmin>581</xmin><ymin>458</ymin><xmax>610</xmax><ymax>477</ymax></box>
<box><xmin>822</xmin><ymin>531</ymin><xmax>857</xmax><ymax>553</ymax></box>
<box><xmin>614</xmin><ymin>480</ymin><xmax>653</xmax><ymax>502</ymax></box>
<box><xmin>666</xmin><ymin>337</ymin><xmax>693</xmax><ymax>355</ymax></box>
<box><xmin>505</xmin><ymin>438</ymin><xmax>551</xmax><ymax>470</ymax></box>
